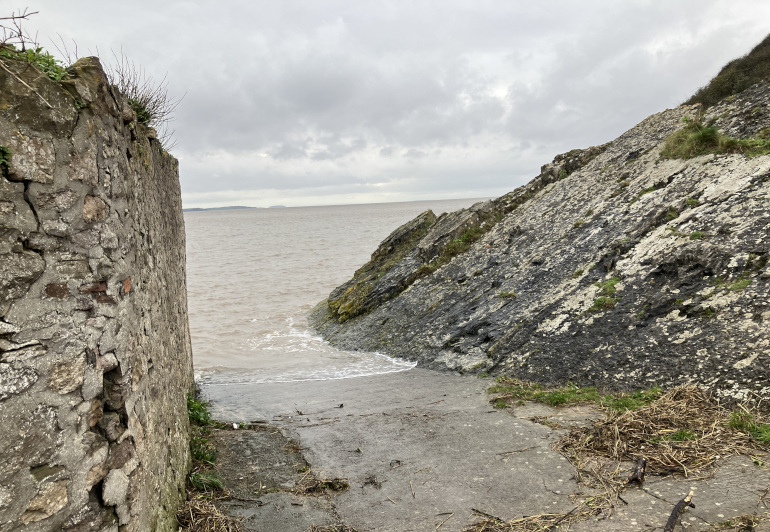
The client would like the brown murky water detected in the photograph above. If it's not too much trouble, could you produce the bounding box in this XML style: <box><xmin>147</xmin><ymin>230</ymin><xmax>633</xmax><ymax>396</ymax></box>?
<box><xmin>184</xmin><ymin>198</ymin><xmax>483</xmax><ymax>385</ymax></box>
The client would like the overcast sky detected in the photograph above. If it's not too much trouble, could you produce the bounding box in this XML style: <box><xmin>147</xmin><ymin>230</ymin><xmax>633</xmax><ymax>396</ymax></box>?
<box><xmin>16</xmin><ymin>1</ymin><xmax>770</xmax><ymax>207</ymax></box>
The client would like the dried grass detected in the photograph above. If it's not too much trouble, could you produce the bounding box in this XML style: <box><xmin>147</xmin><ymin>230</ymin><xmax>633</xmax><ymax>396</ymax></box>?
<box><xmin>713</xmin><ymin>512</ymin><xmax>770</xmax><ymax>530</ymax></box>
<box><xmin>177</xmin><ymin>495</ymin><xmax>244</xmax><ymax>532</ymax></box>
<box><xmin>295</xmin><ymin>476</ymin><xmax>350</xmax><ymax>495</ymax></box>
<box><xmin>557</xmin><ymin>385</ymin><xmax>767</xmax><ymax>478</ymax></box>
<box><xmin>467</xmin><ymin>385</ymin><xmax>770</xmax><ymax>531</ymax></box>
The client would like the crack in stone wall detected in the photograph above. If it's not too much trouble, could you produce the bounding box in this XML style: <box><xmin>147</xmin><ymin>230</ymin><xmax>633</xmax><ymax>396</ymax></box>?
<box><xmin>0</xmin><ymin>57</ymin><xmax>193</xmax><ymax>531</ymax></box>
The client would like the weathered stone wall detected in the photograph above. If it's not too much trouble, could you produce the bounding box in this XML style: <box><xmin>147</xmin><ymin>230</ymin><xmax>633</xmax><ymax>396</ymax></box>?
<box><xmin>0</xmin><ymin>57</ymin><xmax>193</xmax><ymax>531</ymax></box>
<box><xmin>312</xmin><ymin>81</ymin><xmax>770</xmax><ymax>403</ymax></box>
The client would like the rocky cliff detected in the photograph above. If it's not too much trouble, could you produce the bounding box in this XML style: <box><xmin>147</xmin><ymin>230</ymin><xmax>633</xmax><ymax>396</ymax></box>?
<box><xmin>0</xmin><ymin>57</ymin><xmax>193</xmax><ymax>531</ymax></box>
<box><xmin>312</xmin><ymin>80</ymin><xmax>770</xmax><ymax>403</ymax></box>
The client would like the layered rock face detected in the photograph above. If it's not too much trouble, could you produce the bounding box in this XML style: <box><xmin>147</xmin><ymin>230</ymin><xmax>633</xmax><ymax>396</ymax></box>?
<box><xmin>312</xmin><ymin>81</ymin><xmax>770</xmax><ymax>402</ymax></box>
<box><xmin>0</xmin><ymin>57</ymin><xmax>193</xmax><ymax>531</ymax></box>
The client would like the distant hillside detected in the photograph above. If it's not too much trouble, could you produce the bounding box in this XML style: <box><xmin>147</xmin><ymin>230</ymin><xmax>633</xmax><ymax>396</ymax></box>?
<box><xmin>686</xmin><ymin>33</ymin><xmax>770</xmax><ymax>107</ymax></box>
<box><xmin>183</xmin><ymin>205</ymin><xmax>256</xmax><ymax>212</ymax></box>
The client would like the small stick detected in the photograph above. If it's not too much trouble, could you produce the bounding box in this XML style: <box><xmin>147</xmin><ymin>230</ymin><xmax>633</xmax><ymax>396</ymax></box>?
<box><xmin>498</xmin><ymin>447</ymin><xmax>535</xmax><ymax>455</ymax></box>
<box><xmin>0</xmin><ymin>59</ymin><xmax>54</xmax><ymax>109</ymax></box>
<box><xmin>663</xmin><ymin>491</ymin><xmax>695</xmax><ymax>532</ymax></box>
<box><xmin>435</xmin><ymin>512</ymin><xmax>453</xmax><ymax>530</ymax></box>
<box><xmin>471</xmin><ymin>508</ymin><xmax>504</xmax><ymax>522</ymax></box>
<box><xmin>387</xmin><ymin>496</ymin><xmax>397</xmax><ymax>505</ymax></box>
<box><xmin>546</xmin><ymin>505</ymin><xmax>580</xmax><ymax>530</ymax></box>
<box><xmin>410</xmin><ymin>480</ymin><xmax>415</xmax><ymax>498</ymax></box>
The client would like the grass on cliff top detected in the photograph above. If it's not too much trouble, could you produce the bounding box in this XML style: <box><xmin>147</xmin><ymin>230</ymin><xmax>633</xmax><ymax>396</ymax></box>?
<box><xmin>660</xmin><ymin>117</ymin><xmax>770</xmax><ymax>159</ymax></box>
<box><xmin>685</xmin><ymin>32</ymin><xmax>770</xmax><ymax>108</ymax></box>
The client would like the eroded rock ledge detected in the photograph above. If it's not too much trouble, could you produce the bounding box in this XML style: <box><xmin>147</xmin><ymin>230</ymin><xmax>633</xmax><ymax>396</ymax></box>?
<box><xmin>0</xmin><ymin>57</ymin><xmax>193</xmax><ymax>531</ymax></box>
<box><xmin>312</xmin><ymin>81</ymin><xmax>770</xmax><ymax>403</ymax></box>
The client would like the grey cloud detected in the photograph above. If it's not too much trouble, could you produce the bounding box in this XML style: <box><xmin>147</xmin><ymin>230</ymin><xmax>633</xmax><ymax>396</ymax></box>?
<box><xmin>24</xmin><ymin>0</ymin><xmax>770</xmax><ymax>207</ymax></box>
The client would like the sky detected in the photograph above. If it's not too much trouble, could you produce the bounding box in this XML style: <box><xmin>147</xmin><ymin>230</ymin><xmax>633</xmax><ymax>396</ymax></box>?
<box><xmin>12</xmin><ymin>1</ymin><xmax>770</xmax><ymax>208</ymax></box>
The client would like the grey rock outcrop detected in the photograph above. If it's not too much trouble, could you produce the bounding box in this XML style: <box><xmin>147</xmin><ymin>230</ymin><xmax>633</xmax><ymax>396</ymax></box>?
<box><xmin>312</xmin><ymin>81</ymin><xmax>770</xmax><ymax>403</ymax></box>
<box><xmin>0</xmin><ymin>57</ymin><xmax>193</xmax><ymax>531</ymax></box>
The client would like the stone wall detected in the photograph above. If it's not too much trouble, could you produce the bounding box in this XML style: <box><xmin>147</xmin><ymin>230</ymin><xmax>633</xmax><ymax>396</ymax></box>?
<box><xmin>0</xmin><ymin>57</ymin><xmax>193</xmax><ymax>531</ymax></box>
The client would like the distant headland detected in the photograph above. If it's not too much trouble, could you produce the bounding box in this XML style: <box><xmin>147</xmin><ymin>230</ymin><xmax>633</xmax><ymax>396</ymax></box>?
<box><xmin>183</xmin><ymin>205</ymin><xmax>257</xmax><ymax>212</ymax></box>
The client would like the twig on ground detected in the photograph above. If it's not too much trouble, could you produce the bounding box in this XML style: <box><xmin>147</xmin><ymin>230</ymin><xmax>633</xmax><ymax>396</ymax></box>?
<box><xmin>663</xmin><ymin>491</ymin><xmax>695</xmax><ymax>532</ymax></box>
<box><xmin>436</xmin><ymin>512</ymin><xmax>454</xmax><ymax>530</ymax></box>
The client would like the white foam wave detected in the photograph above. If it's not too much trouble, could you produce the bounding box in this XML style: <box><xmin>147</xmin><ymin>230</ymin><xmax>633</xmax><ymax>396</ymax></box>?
<box><xmin>195</xmin><ymin>350</ymin><xmax>416</xmax><ymax>385</ymax></box>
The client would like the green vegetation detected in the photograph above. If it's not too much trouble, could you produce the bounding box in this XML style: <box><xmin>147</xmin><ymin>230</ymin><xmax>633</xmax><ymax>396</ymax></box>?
<box><xmin>709</xmin><ymin>272</ymin><xmax>754</xmax><ymax>293</ymax></box>
<box><xmin>572</xmin><ymin>269</ymin><xmax>584</xmax><ymax>279</ymax></box>
<box><xmin>187</xmin><ymin>393</ymin><xmax>222</xmax><ymax>493</ymax></box>
<box><xmin>330</xmin><ymin>213</ymin><xmax>435</xmax><ymax>322</ymax></box>
<box><xmin>665</xmin><ymin>227</ymin><xmax>707</xmax><ymax>241</ymax></box>
<box><xmin>443</xmin><ymin>225</ymin><xmax>485</xmax><ymax>256</ymax></box>
<box><xmin>418</xmin><ymin>222</ymin><xmax>491</xmax><ymax>277</ymax></box>
<box><xmin>728</xmin><ymin>411</ymin><xmax>770</xmax><ymax>446</ymax></box>
<box><xmin>0</xmin><ymin>44</ymin><xmax>68</xmax><ymax>81</ymax></box>
<box><xmin>573</xmin><ymin>219</ymin><xmax>584</xmax><ymax>228</ymax></box>
<box><xmin>586</xmin><ymin>277</ymin><xmax>621</xmax><ymax>313</ymax></box>
<box><xmin>188</xmin><ymin>393</ymin><xmax>211</xmax><ymax>425</ymax></box>
<box><xmin>0</xmin><ymin>146</ymin><xmax>10</xmax><ymax>170</ymax></box>
<box><xmin>595</xmin><ymin>277</ymin><xmax>620</xmax><ymax>297</ymax></box>
<box><xmin>660</xmin><ymin>118</ymin><xmax>770</xmax><ymax>160</ymax></box>
<box><xmin>665</xmin><ymin>207</ymin><xmax>679</xmax><ymax>221</ymax></box>
<box><xmin>189</xmin><ymin>471</ymin><xmax>223</xmax><ymax>491</ymax></box>
<box><xmin>629</xmin><ymin>185</ymin><xmax>660</xmax><ymax>204</ymax></box>
<box><xmin>188</xmin><ymin>394</ymin><xmax>217</xmax><ymax>464</ymax></box>
<box><xmin>599</xmin><ymin>387</ymin><xmax>662</xmax><ymax>411</ymax></box>
<box><xmin>610</xmin><ymin>179</ymin><xmax>630</xmax><ymax>198</ymax></box>
<box><xmin>685</xmin><ymin>198</ymin><xmax>700</xmax><ymax>208</ymax></box>
<box><xmin>668</xmin><ymin>429</ymin><xmax>697</xmax><ymax>442</ymax></box>
<box><xmin>587</xmin><ymin>296</ymin><xmax>617</xmax><ymax>313</ymax></box>
<box><xmin>488</xmin><ymin>379</ymin><xmax>599</xmax><ymax>407</ymax></box>
<box><xmin>728</xmin><ymin>278</ymin><xmax>752</xmax><ymax>291</ymax></box>
<box><xmin>685</xmin><ymin>33</ymin><xmax>770</xmax><ymax>108</ymax></box>
<box><xmin>497</xmin><ymin>291</ymin><xmax>518</xmax><ymax>299</ymax></box>
<box><xmin>106</xmin><ymin>51</ymin><xmax>181</xmax><ymax>138</ymax></box>
<box><xmin>488</xmin><ymin>378</ymin><xmax>662</xmax><ymax>412</ymax></box>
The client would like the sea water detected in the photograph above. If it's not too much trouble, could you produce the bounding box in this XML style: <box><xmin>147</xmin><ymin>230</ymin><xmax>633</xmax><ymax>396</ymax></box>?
<box><xmin>185</xmin><ymin>198</ymin><xmax>483</xmax><ymax>385</ymax></box>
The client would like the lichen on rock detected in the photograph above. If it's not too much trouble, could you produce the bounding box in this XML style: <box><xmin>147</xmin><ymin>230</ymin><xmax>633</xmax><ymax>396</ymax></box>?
<box><xmin>312</xmin><ymin>78</ymin><xmax>770</xmax><ymax>403</ymax></box>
